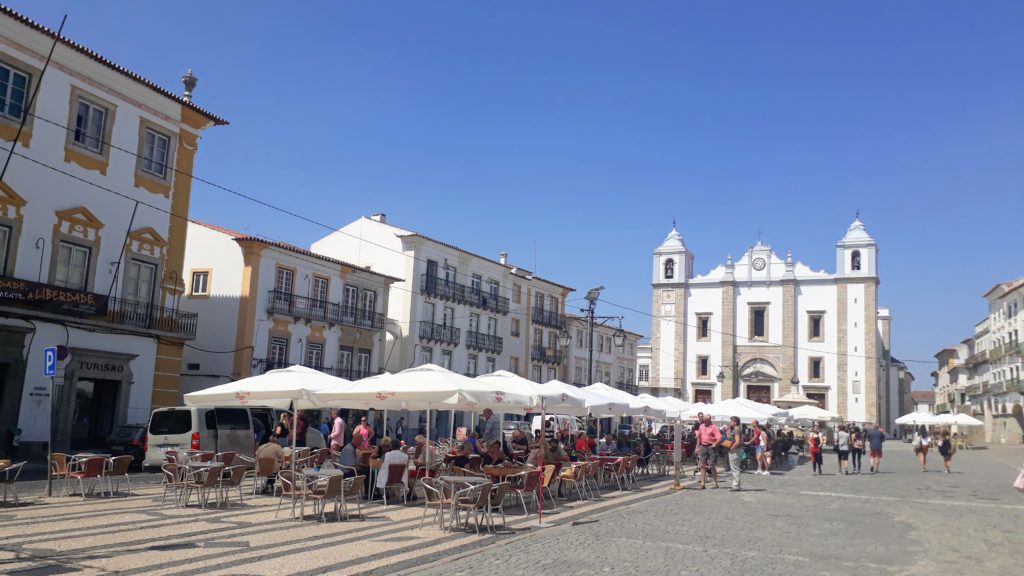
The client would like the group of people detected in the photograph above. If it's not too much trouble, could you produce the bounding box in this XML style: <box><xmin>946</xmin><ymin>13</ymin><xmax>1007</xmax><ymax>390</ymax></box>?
<box><xmin>808</xmin><ymin>423</ymin><xmax>886</xmax><ymax>475</ymax></box>
<box><xmin>909</xmin><ymin>426</ymin><xmax>955</xmax><ymax>473</ymax></box>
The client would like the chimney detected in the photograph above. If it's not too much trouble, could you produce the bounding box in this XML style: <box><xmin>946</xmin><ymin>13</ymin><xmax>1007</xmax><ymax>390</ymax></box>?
<box><xmin>181</xmin><ymin>69</ymin><xmax>197</xmax><ymax>102</ymax></box>
<box><xmin>370</xmin><ymin>213</ymin><xmax>386</xmax><ymax>223</ymax></box>
<box><xmin>499</xmin><ymin>251</ymin><xmax>508</xmax><ymax>265</ymax></box>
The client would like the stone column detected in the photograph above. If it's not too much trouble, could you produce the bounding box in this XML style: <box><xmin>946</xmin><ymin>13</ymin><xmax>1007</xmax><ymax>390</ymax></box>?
<box><xmin>864</xmin><ymin>281</ymin><xmax>879</xmax><ymax>424</ymax></box>
<box><xmin>781</xmin><ymin>280</ymin><xmax>796</xmax><ymax>395</ymax></box>
<box><xmin>836</xmin><ymin>282</ymin><xmax>848</xmax><ymax>419</ymax></box>
<box><xmin>720</xmin><ymin>281</ymin><xmax>736</xmax><ymax>400</ymax></box>
<box><xmin>674</xmin><ymin>287</ymin><xmax>687</xmax><ymax>399</ymax></box>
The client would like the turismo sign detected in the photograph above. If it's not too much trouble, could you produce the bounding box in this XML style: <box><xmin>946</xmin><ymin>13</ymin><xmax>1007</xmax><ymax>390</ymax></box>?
<box><xmin>0</xmin><ymin>276</ymin><xmax>108</xmax><ymax>315</ymax></box>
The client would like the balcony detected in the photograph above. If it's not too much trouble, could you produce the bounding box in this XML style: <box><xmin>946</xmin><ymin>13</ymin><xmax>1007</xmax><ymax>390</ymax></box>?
<box><xmin>420</xmin><ymin>275</ymin><xmax>509</xmax><ymax>315</ymax></box>
<box><xmin>466</xmin><ymin>331</ymin><xmax>503</xmax><ymax>354</ymax></box>
<box><xmin>966</xmin><ymin>383</ymin><xmax>985</xmax><ymax>396</ymax></box>
<box><xmin>252</xmin><ymin>359</ymin><xmax>378</xmax><ymax>380</ymax></box>
<box><xmin>615</xmin><ymin>381</ymin><xmax>639</xmax><ymax>395</ymax></box>
<box><xmin>965</xmin><ymin>350</ymin><xmax>988</xmax><ymax>366</ymax></box>
<box><xmin>934</xmin><ymin>402</ymin><xmax>949</xmax><ymax>414</ymax></box>
<box><xmin>266</xmin><ymin>290</ymin><xmax>384</xmax><ymax>330</ymax></box>
<box><xmin>531</xmin><ymin>345</ymin><xmax>563</xmax><ymax>365</ymax></box>
<box><xmin>419</xmin><ymin>321</ymin><xmax>460</xmax><ymax>345</ymax></box>
<box><xmin>531</xmin><ymin>308</ymin><xmax>565</xmax><ymax>329</ymax></box>
<box><xmin>466</xmin><ymin>287</ymin><xmax>510</xmax><ymax>315</ymax></box>
<box><xmin>0</xmin><ymin>276</ymin><xmax>199</xmax><ymax>339</ymax></box>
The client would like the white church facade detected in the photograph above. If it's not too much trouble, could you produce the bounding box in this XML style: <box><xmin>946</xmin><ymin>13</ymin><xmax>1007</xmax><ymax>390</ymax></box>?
<box><xmin>646</xmin><ymin>218</ymin><xmax>893</xmax><ymax>425</ymax></box>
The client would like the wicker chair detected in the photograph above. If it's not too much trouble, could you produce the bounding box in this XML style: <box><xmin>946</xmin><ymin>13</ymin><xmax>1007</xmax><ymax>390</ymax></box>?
<box><xmin>303</xmin><ymin>473</ymin><xmax>344</xmax><ymax>522</ymax></box>
<box><xmin>419</xmin><ymin>477</ymin><xmax>452</xmax><ymax>530</ymax></box>
<box><xmin>104</xmin><ymin>455</ymin><xmax>135</xmax><ymax>496</ymax></box>
<box><xmin>276</xmin><ymin>470</ymin><xmax>305</xmax><ymax>519</ymax></box>
<box><xmin>218</xmin><ymin>465</ymin><xmax>248</xmax><ymax>508</ymax></box>
<box><xmin>1</xmin><ymin>461</ymin><xmax>27</xmax><ymax>506</ymax></box>
<box><xmin>340</xmin><ymin>475</ymin><xmax>365</xmax><ymax>520</ymax></box>
<box><xmin>50</xmin><ymin>453</ymin><xmax>70</xmax><ymax>489</ymax></box>
<box><xmin>160</xmin><ymin>463</ymin><xmax>188</xmax><ymax>507</ymax></box>
<box><xmin>381</xmin><ymin>463</ymin><xmax>408</xmax><ymax>506</ymax></box>
<box><xmin>511</xmin><ymin>469</ymin><xmax>541</xmax><ymax>515</ymax></box>
<box><xmin>67</xmin><ymin>457</ymin><xmax>108</xmax><ymax>500</ymax></box>
<box><xmin>454</xmin><ymin>481</ymin><xmax>492</xmax><ymax>534</ymax></box>
<box><xmin>184</xmin><ymin>464</ymin><xmax>224</xmax><ymax>509</ymax></box>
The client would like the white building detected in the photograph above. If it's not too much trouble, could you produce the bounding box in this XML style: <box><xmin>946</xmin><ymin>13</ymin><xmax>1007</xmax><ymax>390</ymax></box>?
<box><xmin>636</xmin><ymin>342</ymin><xmax>652</xmax><ymax>393</ymax></box>
<box><xmin>938</xmin><ymin>277</ymin><xmax>1023</xmax><ymax>444</ymax></box>
<box><xmin>179</xmin><ymin>221</ymin><xmax>399</xmax><ymax>396</ymax></box>
<box><xmin>648</xmin><ymin>217</ymin><xmax>893</xmax><ymax>425</ymax></box>
<box><xmin>311</xmin><ymin>214</ymin><xmax>574</xmax><ymax>438</ymax></box>
<box><xmin>0</xmin><ymin>6</ymin><xmax>225</xmax><ymax>456</ymax></box>
<box><xmin>563</xmin><ymin>314</ymin><xmax>642</xmax><ymax>393</ymax></box>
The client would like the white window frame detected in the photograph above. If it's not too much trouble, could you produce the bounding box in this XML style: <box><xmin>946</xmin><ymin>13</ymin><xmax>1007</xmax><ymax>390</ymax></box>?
<box><xmin>73</xmin><ymin>97</ymin><xmax>107</xmax><ymax>154</ymax></box>
<box><xmin>0</xmin><ymin>224</ymin><xmax>10</xmax><ymax>274</ymax></box>
<box><xmin>440</xmin><ymin>349</ymin><xmax>452</xmax><ymax>370</ymax></box>
<box><xmin>419</xmin><ymin>347</ymin><xmax>433</xmax><ymax>366</ymax></box>
<box><xmin>190</xmin><ymin>270</ymin><xmax>209</xmax><ymax>295</ymax></box>
<box><xmin>466</xmin><ymin>353</ymin><xmax>478</xmax><ymax>376</ymax></box>
<box><xmin>0</xmin><ymin>63</ymin><xmax>30</xmax><ymax>121</ymax></box>
<box><xmin>269</xmin><ymin>337</ymin><xmax>289</xmax><ymax>365</ymax></box>
<box><xmin>305</xmin><ymin>342</ymin><xmax>324</xmax><ymax>368</ymax></box>
<box><xmin>124</xmin><ymin>259</ymin><xmax>157</xmax><ymax>305</ymax></box>
<box><xmin>140</xmin><ymin>127</ymin><xmax>171</xmax><ymax>179</ymax></box>
<box><xmin>55</xmin><ymin>241</ymin><xmax>90</xmax><ymax>291</ymax></box>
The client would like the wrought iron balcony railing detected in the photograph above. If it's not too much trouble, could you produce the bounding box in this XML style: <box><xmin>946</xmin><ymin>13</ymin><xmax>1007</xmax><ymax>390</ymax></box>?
<box><xmin>106</xmin><ymin>297</ymin><xmax>199</xmax><ymax>339</ymax></box>
<box><xmin>252</xmin><ymin>359</ymin><xmax>379</xmax><ymax>381</ymax></box>
<box><xmin>267</xmin><ymin>290</ymin><xmax>384</xmax><ymax>329</ymax></box>
<box><xmin>419</xmin><ymin>321</ymin><xmax>461</xmax><ymax>345</ymax></box>
<box><xmin>419</xmin><ymin>275</ymin><xmax>509</xmax><ymax>315</ymax></box>
<box><xmin>466</xmin><ymin>331</ymin><xmax>503</xmax><ymax>354</ymax></box>
<box><xmin>530</xmin><ymin>345</ymin><xmax>563</xmax><ymax>365</ymax></box>
<box><xmin>531</xmin><ymin>308</ymin><xmax>565</xmax><ymax>329</ymax></box>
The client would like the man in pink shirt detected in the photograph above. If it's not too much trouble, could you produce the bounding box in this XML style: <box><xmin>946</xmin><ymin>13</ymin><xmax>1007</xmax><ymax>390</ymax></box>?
<box><xmin>329</xmin><ymin>409</ymin><xmax>346</xmax><ymax>451</ymax></box>
<box><xmin>695</xmin><ymin>412</ymin><xmax>722</xmax><ymax>489</ymax></box>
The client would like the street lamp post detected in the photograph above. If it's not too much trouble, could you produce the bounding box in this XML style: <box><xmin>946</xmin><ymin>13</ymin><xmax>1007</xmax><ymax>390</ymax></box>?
<box><xmin>581</xmin><ymin>286</ymin><xmax>626</xmax><ymax>387</ymax></box>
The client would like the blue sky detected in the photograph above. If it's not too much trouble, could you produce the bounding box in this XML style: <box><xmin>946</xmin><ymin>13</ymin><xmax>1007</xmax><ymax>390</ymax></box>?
<box><xmin>11</xmin><ymin>1</ymin><xmax>1023</xmax><ymax>387</ymax></box>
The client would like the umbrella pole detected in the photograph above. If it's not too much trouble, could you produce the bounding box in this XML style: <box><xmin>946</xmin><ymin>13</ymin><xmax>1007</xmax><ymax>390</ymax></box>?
<box><xmin>291</xmin><ymin>400</ymin><xmax>297</xmax><ymax>475</ymax></box>
<box><xmin>671</xmin><ymin>417</ymin><xmax>683</xmax><ymax>490</ymax></box>
<box><xmin>538</xmin><ymin>399</ymin><xmax>545</xmax><ymax>525</ymax></box>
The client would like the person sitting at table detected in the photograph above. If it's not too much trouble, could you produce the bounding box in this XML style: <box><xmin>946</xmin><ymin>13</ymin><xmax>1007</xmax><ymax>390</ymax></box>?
<box><xmin>510</xmin><ymin>429</ymin><xmax>530</xmax><ymax>453</ymax></box>
<box><xmin>527</xmin><ymin>438</ymin><xmax>570</xmax><ymax>467</ymax></box>
<box><xmin>450</xmin><ymin>442</ymin><xmax>473</xmax><ymax>469</ymax></box>
<box><xmin>255</xmin><ymin>433</ymin><xmax>285</xmax><ymax>493</ymax></box>
<box><xmin>480</xmin><ymin>441</ymin><xmax>508</xmax><ymax>467</ymax></box>
<box><xmin>339</xmin><ymin>432</ymin><xmax>362</xmax><ymax>478</ymax></box>
<box><xmin>530</xmin><ymin>430</ymin><xmax>543</xmax><ymax>449</ymax></box>
<box><xmin>375</xmin><ymin>437</ymin><xmax>414</xmax><ymax>501</ymax></box>
<box><xmin>573</xmin><ymin>432</ymin><xmax>591</xmax><ymax>460</ymax></box>
<box><xmin>465</xmin><ymin>431</ymin><xmax>481</xmax><ymax>454</ymax></box>
<box><xmin>598</xmin><ymin>434</ymin><xmax>614</xmax><ymax>453</ymax></box>
<box><xmin>412</xmin><ymin>435</ymin><xmax>432</xmax><ymax>468</ymax></box>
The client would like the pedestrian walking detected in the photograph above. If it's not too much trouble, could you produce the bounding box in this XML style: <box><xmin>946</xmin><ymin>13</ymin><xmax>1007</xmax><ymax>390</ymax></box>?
<box><xmin>745</xmin><ymin>419</ymin><xmax>767</xmax><ymax>475</ymax></box>
<box><xmin>938</xmin><ymin>430</ymin><xmax>954</xmax><ymax>474</ymax></box>
<box><xmin>914</xmin><ymin>426</ymin><xmax>931</xmax><ymax>472</ymax></box>
<box><xmin>479</xmin><ymin>408</ymin><xmax>501</xmax><ymax>446</ymax></box>
<box><xmin>726</xmin><ymin>416</ymin><xmax>743</xmax><ymax>491</ymax></box>
<box><xmin>808</xmin><ymin>424</ymin><xmax>825</xmax><ymax>475</ymax></box>
<box><xmin>328</xmin><ymin>409</ymin><xmax>346</xmax><ymax>451</ymax></box>
<box><xmin>836</xmin><ymin>425</ymin><xmax>850</xmax><ymax>475</ymax></box>
<box><xmin>695</xmin><ymin>412</ymin><xmax>721</xmax><ymax>489</ymax></box>
<box><xmin>866</xmin><ymin>422</ymin><xmax>885</xmax><ymax>473</ymax></box>
<box><xmin>849</xmin><ymin>426</ymin><xmax>864</xmax><ymax>473</ymax></box>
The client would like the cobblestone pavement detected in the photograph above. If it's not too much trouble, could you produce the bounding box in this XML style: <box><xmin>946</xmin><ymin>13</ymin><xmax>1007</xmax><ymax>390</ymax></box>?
<box><xmin>0</xmin><ymin>462</ymin><xmax>678</xmax><ymax>575</ymax></box>
<box><xmin>405</xmin><ymin>446</ymin><xmax>1024</xmax><ymax>576</ymax></box>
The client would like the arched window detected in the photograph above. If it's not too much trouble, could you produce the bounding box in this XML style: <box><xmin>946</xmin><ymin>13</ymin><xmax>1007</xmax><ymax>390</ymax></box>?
<box><xmin>664</xmin><ymin>258</ymin><xmax>675</xmax><ymax>279</ymax></box>
<box><xmin>851</xmin><ymin>250</ymin><xmax>861</xmax><ymax>271</ymax></box>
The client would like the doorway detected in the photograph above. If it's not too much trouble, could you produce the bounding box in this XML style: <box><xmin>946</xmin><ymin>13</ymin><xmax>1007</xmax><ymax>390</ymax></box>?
<box><xmin>70</xmin><ymin>378</ymin><xmax>121</xmax><ymax>449</ymax></box>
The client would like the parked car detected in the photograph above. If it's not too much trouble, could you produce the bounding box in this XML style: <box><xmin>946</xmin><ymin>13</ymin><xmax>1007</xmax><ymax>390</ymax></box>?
<box><xmin>501</xmin><ymin>420</ymin><xmax>532</xmax><ymax>445</ymax></box>
<box><xmin>106</xmin><ymin>424</ymin><xmax>147</xmax><ymax>468</ymax></box>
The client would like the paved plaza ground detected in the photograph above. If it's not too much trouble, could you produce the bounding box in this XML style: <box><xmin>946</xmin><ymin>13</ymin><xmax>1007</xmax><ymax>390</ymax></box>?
<box><xmin>1</xmin><ymin>445</ymin><xmax>1021</xmax><ymax>575</ymax></box>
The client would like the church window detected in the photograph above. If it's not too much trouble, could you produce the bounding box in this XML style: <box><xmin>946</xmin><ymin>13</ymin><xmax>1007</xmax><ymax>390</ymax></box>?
<box><xmin>851</xmin><ymin>250</ymin><xmax>861</xmax><ymax>271</ymax></box>
<box><xmin>664</xmin><ymin>258</ymin><xmax>675</xmax><ymax>279</ymax></box>
<box><xmin>697</xmin><ymin>314</ymin><xmax>711</xmax><ymax>341</ymax></box>
<box><xmin>697</xmin><ymin>355</ymin><xmax>709</xmax><ymax>378</ymax></box>
<box><xmin>749</xmin><ymin>305</ymin><xmax>768</xmax><ymax>341</ymax></box>
<box><xmin>809</xmin><ymin>357</ymin><xmax>824</xmax><ymax>382</ymax></box>
<box><xmin>808</xmin><ymin>312</ymin><xmax>824</xmax><ymax>342</ymax></box>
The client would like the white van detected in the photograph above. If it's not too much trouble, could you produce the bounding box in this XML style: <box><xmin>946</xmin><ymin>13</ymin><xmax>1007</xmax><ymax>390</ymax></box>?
<box><xmin>143</xmin><ymin>406</ymin><xmax>324</xmax><ymax>469</ymax></box>
<box><xmin>529</xmin><ymin>414</ymin><xmax>584</xmax><ymax>439</ymax></box>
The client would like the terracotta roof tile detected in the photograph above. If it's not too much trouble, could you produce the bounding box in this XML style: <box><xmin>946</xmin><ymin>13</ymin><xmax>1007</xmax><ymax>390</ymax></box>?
<box><xmin>1</xmin><ymin>5</ymin><xmax>228</xmax><ymax>126</ymax></box>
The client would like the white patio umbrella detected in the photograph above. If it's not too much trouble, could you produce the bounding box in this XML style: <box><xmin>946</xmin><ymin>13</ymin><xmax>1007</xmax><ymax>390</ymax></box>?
<box><xmin>780</xmin><ymin>404</ymin><xmax>841</xmax><ymax>423</ymax></box>
<box><xmin>544</xmin><ymin>381</ymin><xmax>643</xmax><ymax>417</ymax></box>
<box><xmin>184</xmin><ymin>364</ymin><xmax>353</xmax><ymax>473</ymax></box>
<box><xmin>894</xmin><ymin>412</ymin><xmax>940</xmax><ymax>426</ymax></box>
<box><xmin>310</xmin><ymin>364</ymin><xmax>534</xmax><ymax>444</ymax></box>
<box><xmin>583</xmin><ymin>383</ymin><xmax>668</xmax><ymax>418</ymax></box>
<box><xmin>934</xmin><ymin>412</ymin><xmax>984</xmax><ymax>427</ymax></box>
<box><xmin>637</xmin><ymin>394</ymin><xmax>685</xmax><ymax>419</ymax></box>
<box><xmin>683</xmin><ymin>397</ymin><xmax>780</xmax><ymax>424</ymax></box>
<box><xmin>184</xmin><ymin>364</ymin><xmax>349</xmax><ymax>410</ymax></box>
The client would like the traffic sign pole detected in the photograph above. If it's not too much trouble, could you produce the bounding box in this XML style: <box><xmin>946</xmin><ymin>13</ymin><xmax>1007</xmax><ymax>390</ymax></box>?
<box><xmin>43</xmin><ymin>347</ymin><xmax>58</xmax><ymax>497</ymax></box>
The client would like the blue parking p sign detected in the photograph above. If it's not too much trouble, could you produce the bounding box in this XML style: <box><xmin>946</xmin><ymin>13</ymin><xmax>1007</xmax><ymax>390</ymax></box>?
<box><xmin>43</xmin><ymin>346</ymin><xmax>57</xmax><ymax>377</ymax></box>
